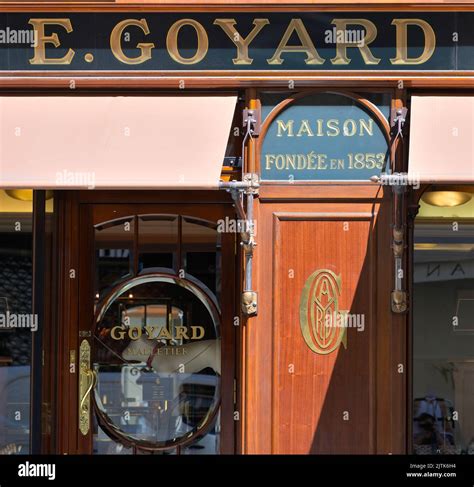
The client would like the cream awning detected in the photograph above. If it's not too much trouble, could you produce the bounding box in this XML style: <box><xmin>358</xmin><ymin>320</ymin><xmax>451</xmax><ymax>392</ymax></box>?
<box><xmin>408</xmin><ymin>96</ymin><xmax>474</xmax><ymax>183</ymax></box>
<box><xmin>0</xmin><ymin>95</ymin><xmax>237</xmax><ymax>189</ymax></box>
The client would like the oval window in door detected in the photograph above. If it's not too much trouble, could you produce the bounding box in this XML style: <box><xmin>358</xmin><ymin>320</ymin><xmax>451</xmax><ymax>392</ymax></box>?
<box><xmin>92</xmin><ymin>273</ymin><xmax>221</xmax><ymax>450</ymax></box>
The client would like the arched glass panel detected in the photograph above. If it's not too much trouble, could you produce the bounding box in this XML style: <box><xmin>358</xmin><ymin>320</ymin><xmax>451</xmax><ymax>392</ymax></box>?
<box><xmin>92</xmin><ymin>274</ymin><xmax>221</xmax><ymax>450</ymax></box>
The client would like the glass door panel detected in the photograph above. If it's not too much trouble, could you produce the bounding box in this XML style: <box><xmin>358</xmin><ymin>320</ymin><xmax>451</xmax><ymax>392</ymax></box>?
<box><xmin>79</xmin><ymin>206</ymin><xmax>234</xmax><ymax>455</ymax></box>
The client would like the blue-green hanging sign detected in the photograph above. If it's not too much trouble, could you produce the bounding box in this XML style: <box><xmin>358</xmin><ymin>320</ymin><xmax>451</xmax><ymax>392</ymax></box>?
<box><xmin>260</xmin><ymin>93</ymin><xmax>390</xmax><ymax>181</ymax></box>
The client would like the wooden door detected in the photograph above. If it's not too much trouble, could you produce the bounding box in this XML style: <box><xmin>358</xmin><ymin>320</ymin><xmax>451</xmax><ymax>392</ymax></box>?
<box><xmin>56</xmin><ymin>193</ymin><xmax>237</xmax><ymax>454</ymax></box>
<box><xmin>243</xmin><ymin>185</ymin><xmax>406</xmax><ymax>454</ymax></box>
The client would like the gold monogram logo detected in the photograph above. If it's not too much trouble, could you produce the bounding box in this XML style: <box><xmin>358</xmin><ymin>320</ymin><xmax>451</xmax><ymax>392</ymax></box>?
<box><xmin>299</xmin><ymin>269</ymin><xmax>347</xmax><ymax>355</ymax></box>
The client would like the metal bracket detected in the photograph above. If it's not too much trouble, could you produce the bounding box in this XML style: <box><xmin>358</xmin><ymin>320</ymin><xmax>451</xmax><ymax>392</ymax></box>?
<box><xmin>242</xmin><ymin>291</ymin><xmax>258</xmax><ymax>316</ymax></box>
<box><xmin>242</xmin><ymin>173</ymin><xmax>260</xmax><ymax>195</ymax></box>
<box><xmin>243</xmin><ymin>108</ymin><xmax>261</xmax><ymax>136</ymax></box>
<box><xmin>371</xmin><ymin>174</ymin><xmax>409</xmax><ymax>314</ymax></box>
<box><xmin>391</xmin><ymin>290</ymin><xmax>408</xmax><ymax>314</ymax></box>
<box><xmin>391</xmin><ymin>106</ymin><xmax>408</xmax><ymax>135</ymax></box>
<box><xmin>390</xmin><ymin>107</ymin><xmax>408</xmax><ymax>128</ymax></box>
<box><xmin>219</xmin><ymin>174</ymin><xmax>259</xmax><ymax>317</ymax></box>
<box><xmin>369</xmin><ymin>107</ymin><xmax>409</xmax><ymax>315</ymax></box>
<box><xmin>392</xmin><ymin>227</ymin><xmax>404</xmax><ymax>258</ymax></box>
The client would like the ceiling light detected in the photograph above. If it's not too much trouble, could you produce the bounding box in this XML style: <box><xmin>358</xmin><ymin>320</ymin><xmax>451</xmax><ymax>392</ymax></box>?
<box><xmin>5</xmin><ymin>189</ymin><xmax>54</xmax><ymax>201</ymax></box>
<box><xmin>421</xmin><ymin>191</ymin><xmax>472</xmax><ymax>207</ymax></box>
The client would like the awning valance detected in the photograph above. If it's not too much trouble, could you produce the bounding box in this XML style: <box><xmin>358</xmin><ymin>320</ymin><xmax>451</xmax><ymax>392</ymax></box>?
<box><xmin>0</xmin><ymin>95</ymin><xmax>237</xmax><ymax>189</ymax></box>
<box><xmin>408</xmin><ymin>96</ymin><xmax>474</xmax><ymax>184</ymax></box>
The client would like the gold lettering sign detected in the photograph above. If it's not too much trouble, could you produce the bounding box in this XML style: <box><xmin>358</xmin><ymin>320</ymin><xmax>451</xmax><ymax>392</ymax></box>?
<box><xmin>267</xmin><ymin>18</ymin><xmax>324</xmax><ymax>65</ymax></box>
<box><xmin>213</xmin><ymin>18</ymin><xmax>269</xmax><ymax>65</ymax></box>
<box><xmin>390</xmin><ymin>19</ymin><xmax>436</xmax><ymax>65</ymax></box>
<box><xmin>110</xmin><ymin>18</ymin><xmax>155</xmax><ymax>65</ymax></box>
<box><xmin>299</xmin><ymin>269</ymin><xmax>348</xmax><ymax>355</ymax></box>
<box><xmin>330</xmin><ymin>19</ymin><xmax>381</xmax><ymax>65</ymax></box>
<box><xmin>25</xmin><ymin>15</ymin><xmax>440</xmax><ymax>68</ymax></box>
<box><xmin>110</xmin><ymin>324</ymin><xmax>205</xmax><ymax>341</ymax></box>
<box><xmin>28</xmin><ymin>18</ymin><xmax>75</xmax><ymax>65</ymax></box>
<box><xmin>276</xmin><ymin>118</ymin><xmax>374</xmax><ymax>138</ymax></box>
<box><xmin>166</xmin><ymin>19</ymin><xmax>209</xmax><ymax>65</ymax></box>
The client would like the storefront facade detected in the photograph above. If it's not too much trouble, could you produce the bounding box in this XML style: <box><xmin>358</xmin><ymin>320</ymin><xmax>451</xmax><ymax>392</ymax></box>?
<box><xmin>0</xmin><ymin>1</ymin><xmax>473</xmax><ymax>455</ymax></box>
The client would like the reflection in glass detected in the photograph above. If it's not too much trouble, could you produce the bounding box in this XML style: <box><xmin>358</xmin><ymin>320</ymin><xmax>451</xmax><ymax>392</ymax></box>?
<box><xmin>93</xmin><ymin>424</ymin><xmax>133</xmax><ymax>455</ymax></box>
<box><xmin>182</xmin><ymin>217</ymin><xmax>221</xmax><ymax>299</ymax></box>
<box><xmin>138</xmin><ymin>216</ymin><xmax>178</xmax><ymax>273</ymax></box>
<box><xmin>0</xmin><ymin>191</ymin><xmax>33</xmax><ymax>454</ymax></box>
<box><xmin>413</xmin><ymin>220</ymin><xmax>474</xmax><ymax>454</ymax></box>
<box><xmin>181</xmin><ymin>407</ymin><xmax>220</xmax><ymax>455</ymax></box>
<box><xmin>92</xmin><ymin>275</ymin><xmax>220</xmax><ymax>451</ymax></box>
<box><xmin>95</xmin><ymin>217</ymin><xmax>134</xmax><ymax>299</ymax></box>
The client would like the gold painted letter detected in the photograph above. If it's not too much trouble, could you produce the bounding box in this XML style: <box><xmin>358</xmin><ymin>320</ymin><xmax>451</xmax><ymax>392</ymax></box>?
<box><xmin>174</xmin><ymin>326</ymin><xmax>190</xmax><ymax>340</ymax></box>
<box><xmin>267</xmin><ymin>19</ymin><xmax>324</xmax><ymax>65</ymax></box>
<box><xmin>191</xmin><ymin>326</ymin><xmax>205</xmax><ymax>339</ymax></box>
<box><xmin>390</xmin><ymin>19</ymin><xmax>436</xmax><ymax>65</ymax></box>
<box><xmin>277</xmin><ymin>119</ymin><xmax>294</xmax><ymax>137</ymax></box>
<box><xmin>29</xmin><ymin>18</ymin><xmax>75</xmax><ymax>65</ymax></box>
<box><xmin>213</xmin><ymin>18</ymin><xmax>269</xmax><ymax>65</ymax></box>
<box><xmin>167</xmin><ymin>19</ymin><xmax>209</xmax><ymax>65</ymax></box>
<box><xmin>110</xmin><ymin>19</ymin><xmax>154</xmax><ymax>65</ymax></box>
<box><xmin>330</xmin><ymin>19</ymin><xmax>380</xmax><ymax>65</ymax></box>
<box><xmin>111</xmin><ymin>325</ymin><xmax>126</xmax><ymax>340</ymax></box>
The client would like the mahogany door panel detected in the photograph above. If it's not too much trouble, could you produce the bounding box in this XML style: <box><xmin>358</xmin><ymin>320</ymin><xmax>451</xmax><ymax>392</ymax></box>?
<box><xmin>272</xmin><ymin>214</ymin><xmax>375</xmax><ymax>454</ymax></box>
<box><xmin>243</xmin><ymin>195</ymin><xmax>405</xmax><ymax>454</ymax></box>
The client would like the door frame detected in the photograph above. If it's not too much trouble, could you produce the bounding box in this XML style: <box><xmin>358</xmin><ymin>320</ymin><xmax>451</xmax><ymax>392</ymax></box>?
<box><xmin>53</xmin><ymin>190</ymin><xmax>239</xmax><ymax>454</ymax></box>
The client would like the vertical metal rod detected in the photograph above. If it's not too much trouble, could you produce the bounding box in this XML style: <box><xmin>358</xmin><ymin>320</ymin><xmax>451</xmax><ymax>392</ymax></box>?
<box><xmin>392</xmin><ymin>185</ymin><xmax>407</xmax><ymax>312</ymax></box>
<box><xmin>244</xmin><ymin>192</ymin><xmax>254</xmax><ymax>291</ymax></box>
<box><xmin>395</xmin><ymin>257</ymin><xmax>403</xmax><ymax>290</ymax></box>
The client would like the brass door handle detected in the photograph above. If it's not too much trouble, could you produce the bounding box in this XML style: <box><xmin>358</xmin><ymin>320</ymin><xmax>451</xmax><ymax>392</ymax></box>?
<box><xmin>79</xmin><ymin>368</ymin><xmax>97</xmax><ymax>411</ymax></box>
<box><xmin>78</xmin><ymin>339</ymin><xmax>96</xmax><ymax>436</ymax></box>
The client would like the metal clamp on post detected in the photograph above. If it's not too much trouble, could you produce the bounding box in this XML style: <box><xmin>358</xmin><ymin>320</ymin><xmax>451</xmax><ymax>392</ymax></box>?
<box><xmin>370</xmin><ymin>105</ymin><xmax>409</xmax><ymax>314</ymax></box>
<box><xmin>218</xmin><ymin>104</ymin><xmax>262</xmax><ymax>316</ymax></box>
<box><xmin>242</xmin><ymin>108</ymin><xmax>261</xmax><ymax>137</ymax></box>
<box><xmin>219</xmin><ymin>174</ymin><xmax>259</xmax><ymax>316</ymax></box>
<box><xmin>391</xmin><ymin>180</ymin><xmax>408</xmax><ymax>314</ymax></box>
<box><xmin>370</xmin><ymin>174</ymin><xmax>408</xmax><ymax>313</ymax></box>
<box><xmin>391</xmin><ymin>107</ymin><xmax>408</xmax><ymax>139</ymax></box>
